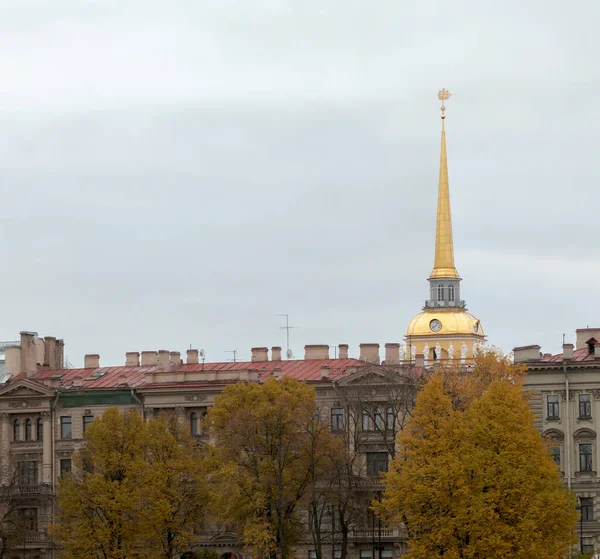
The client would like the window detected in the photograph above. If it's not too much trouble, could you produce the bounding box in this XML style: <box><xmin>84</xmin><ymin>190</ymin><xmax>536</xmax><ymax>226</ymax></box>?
<box><xmin>448</xmin><ymin>284</ymin><xmax>455</xmax><ymax>302</ymax></box>
<box><xmin>437</xmin><ymin>285</ymin><xmax>444</xmax><ymax>301</ymax></box>
<box><xmin>18</xmin><ymin>508</ymin><xmax>37</xmax><ymax>531</ymax></box>
<box><xmin>82</xmin><ymin>415</ymin><xmax>94</xmax><ymax>433</ymax></box>
<box><xmin>386</xmin><ymin>408</ymin><xmax>394</xmax><ymax>430</ymax></box>
<box><xmin>580</xmin><ymin>444</ymin><xmax>593</xmax><ymax>472</ymax></box>
<box><xmin>366</xmin><ymin>452</ymin><xmax>388</xmax><ymax>477</ymax></box>
<box><xmin>331</xmin><ymin>408</ymin><xmax>344</xmax><ymax>431</ymax></box>
<box><xmin>360</xmin><ymin>551</ymin><xmax>373</xmax><ymax>559</ymax></box>
<box><xmin>362</xmin><ymin>409</ymin><xmax>371</xmax><ymax>431</ymax></box>
<box><xmin>60</xmin><ymin>416</ymin><xmax>72</xmax><ymax>439</ymax></box>
<box><xmin>309</xmin><ymin>551</ymin><xmax>317</xmax><ymax>559</ymax></box>
<box><xmin>190</xmin><ymin>412</ymin><xmax>198</xmax><ymax>436</ymax></box>
<box><xmin>60</xmin><ymin>459</ymin><xmax>72</xmax><ymax>478</ymax></box>
<box><xmin>36</xmin><ymin>418</ymin><xmax>43</xmax><ymax>442</ymax></box>
<box><xmin>581</xmin><ymin>497</ymin><xmax>594</xmax><ymax>520</ymax></box>
<box><xmin>547</xmin><ymin>395</ymin><xmax>560</xmax><ymax>419</ymax></box>
<box><xmin>579</xmin><ymin>394</ymin><xmax>592</xmax><ymax>418</ymax></box>
<box><xmin>24</xmin><ymin>419</ymin><xmax>32</xmax><ymax>441</ymax></box>
<box><xmin>382</xmin><ymin>551</ymin><xmax>394</xmax><ymax>559</ymax></box>
<box><xmin>13</xmin><ymin>419</ymin><xmax>20</xmax><ymax>441</ymax></box>
<box><xmin>374</xmin><ymin>408</ymin><xmax>384</xmax><ymax>430</ymax></box>
<box><xmin>19</xmin><ymin>461</ymin><xmax>38</xmax><ymax>486</ymax></box>
<box><xmin>334</xmin><ymin>546</ymin><xmax>342</xmax><ymax>559</ymax></box>
<box><xmin>550</xmin><ymin>446</ymin><xmax>561</xmax><ymax>467</ymax></box>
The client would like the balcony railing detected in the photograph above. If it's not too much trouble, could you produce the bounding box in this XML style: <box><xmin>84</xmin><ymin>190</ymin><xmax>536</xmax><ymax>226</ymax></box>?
<box><xmin>353</xmin><ymin>477</ymin><xmax>385</xmax><ymax>489</ymax></box>
<box><xmin>348</xmin><ymin>529</ymin><xmax>400</xmax><ymax>539</ymax></box>
<box><xmin>24</xmin><ymin>532</ymin><xmax>50</xmax><ymax>542</ymax></box>
<box><xmin>0</xmin><ymin>484</ymin><xmax>53</xmax><ymax>496</ymax></box>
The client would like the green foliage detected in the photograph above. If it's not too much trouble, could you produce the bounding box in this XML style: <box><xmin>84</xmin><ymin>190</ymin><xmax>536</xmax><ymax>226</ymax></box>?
<box><xmin>52</xmin><ymin>408</ymin><xmax>206</xmax><ymax>559</ymax></box>
<box><xmin>377</xmin><ymin>353</ymin><xmax>577</xmax><ymax>559</ymax></box>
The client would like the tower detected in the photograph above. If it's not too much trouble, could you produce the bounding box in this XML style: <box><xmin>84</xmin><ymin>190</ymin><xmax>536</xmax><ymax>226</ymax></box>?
<box><xmin>405</xmin><ymin>90</ymin><xmax>485</xmax><ymax>362</ymax></box>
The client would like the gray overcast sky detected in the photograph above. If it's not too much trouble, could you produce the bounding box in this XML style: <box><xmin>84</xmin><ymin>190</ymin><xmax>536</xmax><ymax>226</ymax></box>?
<box><xmin>0</xmin><ymin>0</ymin><xmax>597</xmax><ymax>366</ymax></box>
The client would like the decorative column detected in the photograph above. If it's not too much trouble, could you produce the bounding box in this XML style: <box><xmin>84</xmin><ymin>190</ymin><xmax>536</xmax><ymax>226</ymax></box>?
<box><xmin>0</xmin><ymin>413</ymin><xmax>10</xmax><ymax>484</ymax></box>
<box><xmin>42</xmin><ymin>411</ymin><xmax>52</xmax><ymax>484</ymax></box>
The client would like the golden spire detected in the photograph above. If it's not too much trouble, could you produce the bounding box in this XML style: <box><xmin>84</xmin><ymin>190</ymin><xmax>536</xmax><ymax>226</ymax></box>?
<box><xmin>429</xmin><ymin>89</ymin><xmax>459</xmax><ymax>279</ymax></box>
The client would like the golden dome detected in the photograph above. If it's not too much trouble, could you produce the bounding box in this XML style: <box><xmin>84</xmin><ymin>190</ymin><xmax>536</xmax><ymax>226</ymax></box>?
<box><xmin>406</xmin><ymin>310</ymin><xmax>484</xmax><ymax>337</ymax></box>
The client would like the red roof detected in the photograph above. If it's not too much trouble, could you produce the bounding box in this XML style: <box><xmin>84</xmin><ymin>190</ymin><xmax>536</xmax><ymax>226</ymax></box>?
<box><xmin>30</xmin><ymin>358</ymin><xmax>367</xmax><ymax>391</ymax></box>
<box><xmin>538</xmin><ymin>347</ymin><xmax>598</xmax><ymax>363</ymax></box>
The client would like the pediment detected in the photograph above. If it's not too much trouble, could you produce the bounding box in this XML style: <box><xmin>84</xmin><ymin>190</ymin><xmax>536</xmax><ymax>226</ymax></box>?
<box><xmin>336</xmin><ymin>365</ymin><xmax>411</xmax><ymax>388</ymax></box>
<box><xmin>0</xmin><ymin>379</ymin><xmax>55</xmax><ymax>399</ymax></box>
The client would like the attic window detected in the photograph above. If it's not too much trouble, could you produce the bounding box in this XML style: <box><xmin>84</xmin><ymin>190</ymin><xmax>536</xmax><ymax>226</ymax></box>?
<box><xmin>85</xmin><ymin>370</ymin><xmax>108</xmax><ymax>381</ymax></box>
<box><xmin>586</xmin><ymin>338</ymin><xmax>597</xmax><ymax>355</ymax></box>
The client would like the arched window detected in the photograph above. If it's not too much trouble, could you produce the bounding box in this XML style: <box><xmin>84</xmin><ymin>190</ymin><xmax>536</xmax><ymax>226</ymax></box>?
<box><xmin>437</xmin><ymin>285</ymin><xmax>444</xmax><ymax>302</ymax></box>
<box><xmin>25</xmin><ymin>418</ymin><xmax>32</xmax><ymax>441</ymax></box>
<box><xmin>13</xmin><ymin>419</ymin><xmax>20</xmax><ymax>441</ymax></box>
<box><xmin>190</xmin><ymin>412</ymin><xmax>198</xmax><ymax>437</ymax></box>
<box><xmin>37</xmin><ymin>418</ymin><xmax>43</xmax><ymax>442</ymax></box>
<box><xmin>448</xmin><ymin>284</ymin><xmax>455</xmax><ymax>302</ymax></box>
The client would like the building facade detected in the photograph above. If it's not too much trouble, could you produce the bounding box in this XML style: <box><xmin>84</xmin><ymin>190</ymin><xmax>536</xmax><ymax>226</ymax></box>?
<box><xmin>0</xmin><ymin>332</ymin><xmax>423</xmax><ymax>559</ymax></box>
<box><xmin>517</xmin><ymin>327</ymin><xmax>600</xmax><ymax>555</ymax></box>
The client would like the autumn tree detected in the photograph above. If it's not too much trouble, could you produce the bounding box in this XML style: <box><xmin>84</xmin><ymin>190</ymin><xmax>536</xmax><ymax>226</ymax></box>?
<box><xmin>137</xmin><ymin>414</ymin><xmax>208</xmax><ymax>559</ymax></box>
<box><xmin>206</xmin><ymin>377</ymin><xmax>340</xmax><ymax>559</ymax></box>
<box><xmin>377</xmin><ymin>365</ymin><xmax>577</xmax><ymax>559</ymax></box>
<box><xmin>52</xmin><ymin>407</ymin><xmax>206</xmax><ymax>559</ymax></box>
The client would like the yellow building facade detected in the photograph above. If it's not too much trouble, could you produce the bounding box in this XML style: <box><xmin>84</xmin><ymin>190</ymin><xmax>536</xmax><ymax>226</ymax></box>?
<box><xmin>405</xmin><ymin>90</ymin><xmax>486</xmax><ymax>363</ymax></box>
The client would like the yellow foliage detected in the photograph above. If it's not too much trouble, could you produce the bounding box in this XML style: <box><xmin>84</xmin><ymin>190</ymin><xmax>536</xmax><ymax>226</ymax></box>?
<box><xmin>206</xmin><ymin>377</ymin><xmax>340</xmax><ymax>559</ymax></box>
<box><xmin>51</xmin><ymin>408</ymin><xmax>207</xmax><ymax>559</ymax></box>
<box><xmin>377</xmin><ymin>355</ymin><xmax>577</xmax><ymax>559</ymax></box>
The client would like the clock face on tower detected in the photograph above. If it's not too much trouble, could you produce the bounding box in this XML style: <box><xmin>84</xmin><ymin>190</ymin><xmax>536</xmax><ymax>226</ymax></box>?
<box><xmin>429</xmin><ymin>319</ymin><xmax>442</xmax><ymax>332</ymax></box>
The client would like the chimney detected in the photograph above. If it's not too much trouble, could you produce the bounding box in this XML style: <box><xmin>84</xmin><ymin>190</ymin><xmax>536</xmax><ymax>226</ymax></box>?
<box><xmin>513</xmin><ymin>345</ymin><xmax>542</xmax><ymax>364</ymax></box>
<box><xmin>385</xmin><ymin>343</ymin><xmax>400</xmax><ymax>364</ymax></box>
<box><xmin>84</xmin><ymin>354</ymin><xmax>100</xmax><ymax>369</ymax></box>
<box><xmin>415</xmin><ymin>353</ymin><xmax>425</xmax><ymax>368</ymax></box>
<box><xmin>304</xmin><ymin>345</ymin><xmax>329</xmax><ymax>360</ymax></box>
<box><xmin>359</xmin><ymin>343</ymin><xmax>380</xmax><ymax>364</ymax></box>
<box><xmin>43</xmin><ymin>336</ymin><xmax>56</xmax><ymax>367</ymax></box>
<box><xmin>141</xmin><ymin>351</ymin><xmax>158</xmax><ymax>366</ymax></box>
<box><xmin>273</xmin><ymin>367</ymin><xmax>282</xmax><ymax>380</ymax></box>
<box><xmin>272</xmin><ymin>347</ymin><xmax>282</xmax><ymax>361</ymax></box>
<box><xmin>126</xmin><ymin>352</ymin><xmax>140</xmax><ymax>367</ymax></box>
<box><xmin>56</xmin><ymin>339</ymin><xmax>65</xmax><ymax>369</ymax></box>
<box><xmin>158</xmin><ymin>350</ymin><xmax>171</xmax><ymax>371</ymax></box>
<box><xmin>186</xmin><ymin>349</ymin><xmax>199</xmax><ymax>364</ymax></box>
<box><xmin>320</xmin><ymin>365</ymin><xmax>330</xmax><ymax>379</ymax></box>
<box><xmin>251</xmin><ymin>347</ymin><xmax>269</xmax><ymax>362</ymax></box>
<box><xmin>562</xmin><ymin>343</ymin><xmax>574</xmax><ymax>360</ymax></box>
<box><xmin>20</xmin><ymin>331</ymin><xmax>38</xmax><ymax>377</ymax></box>
<box><xmin>170</xmin><ymin>351</ymin><xmax>181</xmax><ymax>366</ymax></box>
<box><xmin>4</xmin><ymin>346</ymin><xmax>21</xmax><ymax>376</ymax></box>
<box><xmin>338</xmin><ymin>344</ymin><xmax>349</xmax><ymax>360</ymax></box>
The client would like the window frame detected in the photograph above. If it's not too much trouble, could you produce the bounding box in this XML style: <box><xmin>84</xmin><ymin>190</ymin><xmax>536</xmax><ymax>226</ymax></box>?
<box><xmin>24</xmin><ymin>418</ymin><xmax>32</xmax><ymax>441</ymax></box>
<box><xmin>18</xmin><ymin>507</ymin><xmax>38</xmax><ymax>531</ymax></box>
<box><xmin>448</xmin><ymin>284</ymin><xmax>455</xmax><ymax>302</ymax></box>
<box><xmin>437</xmin><ymin>284</ymin><xmax>444</xmax><ymax>302</ymax></box>
<box><xmin>19</xmin><ymin>461</ymin><xmax>38</xmax><ymax>486</ymax></box>
<box><xmin>579</xmin><ymin>443</ymin><xmax>593</xmax><ymax>472</ymax></box>
<box><xmin>386</xmin><ymin>407</ymin><xmax>394</xmax><ymax>430</ymax></box>
<box><xmin>330</xmin><ymin>408</ymin><xmax>344</xmax><ymax>431</ymax></box>
<box><xmin>550</xmin><ymin>445</ymin><xmax>561</xmax><ymax>467</ymax></box>
<box><xmin>374</xmin><ymin>408</ymin><xmax>384</xmax><ymax>431</ymax></box>
<box><xmin>190</xmin><ymin>412</ymin><xmax>198</xmax><ymax>437</ymax></box>
<box><xmin>82</xmin><ymin>415</ymin><xmax>94</xmax><ymax>434</ymax></box>
<box><xmin>36</xmin><ymin>418</ymin><xmax>43</xmax><ymax>442</ymax></box>
<box><xmin>60</xmin><ymin>416</ymin><xmax>72</xmax><ymax>440</ymax></box>
<box><xmin>579</xmin><ymin>394</ymin><xmax>592</xmax><ymax>419</ymax></box>
<box><xmin>547</xmin><ymin>395</ymin><xmax>560</xmax><ymax>420</ymax></box>
<box><xmin>362</xmin><ymin>409</ymin><xmax>372</xmax><ymax>431</ymax></box>
<box><xmin>13</xmin><ymin>419</ymin><xmax>20</xmax><ymax>442</ymax></box>
<box><xmin>581</xmin><ymin>497</ymin><xmax>594</xmax><ymax>521</ymax></box>
<box><xmin>60</xmin><ymin>458</ymin><xmax>72</xmax><ymax>478</ymax></box>
<box><xmin>366</xmin><ymin>452</ymin><xmax>389</xmax><ymax>478</ymax></box>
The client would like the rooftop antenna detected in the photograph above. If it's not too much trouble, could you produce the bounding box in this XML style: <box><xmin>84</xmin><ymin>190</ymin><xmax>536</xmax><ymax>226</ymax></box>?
<box><xmin>277</xmin><ymin>314</ymin><xmax>297</xmax><ymax>360</ymax></box>
<box><xmin>199</xmin><ymin>349</ymin><xmax>206</xmax><ymax>371</ymax></box>
<box><xmin>225</xmin><ymin>349</ymin><xmax>238</xmax><ymax>363</ymax></box>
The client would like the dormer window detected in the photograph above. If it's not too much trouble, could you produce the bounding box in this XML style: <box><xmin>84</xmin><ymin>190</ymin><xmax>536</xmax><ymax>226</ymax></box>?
<box><xmin>587</xmin><ymin>338</ymin><xmax>597</xmax><ymax>355</ymax></box>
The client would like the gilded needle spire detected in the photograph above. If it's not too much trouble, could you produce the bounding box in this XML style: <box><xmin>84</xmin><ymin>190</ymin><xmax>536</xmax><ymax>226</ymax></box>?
<box><xmin>429</xmin><ymin>89</ymin><xmax>459</xmax><ymax>279</ymax></box>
